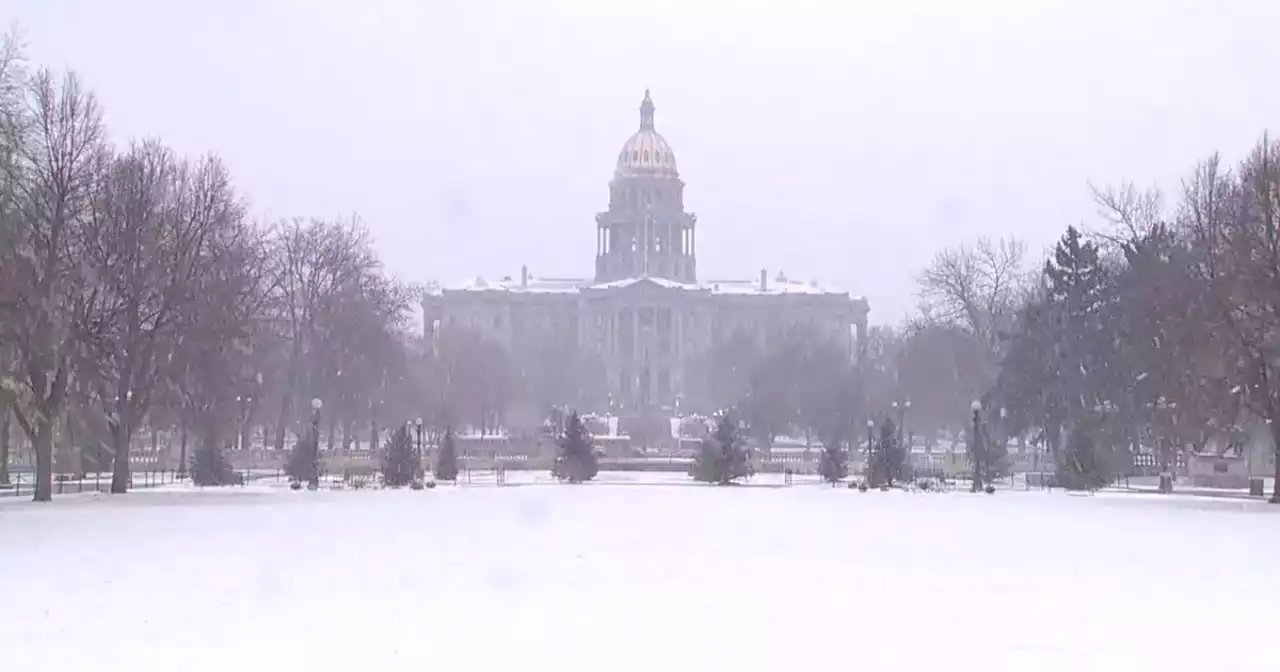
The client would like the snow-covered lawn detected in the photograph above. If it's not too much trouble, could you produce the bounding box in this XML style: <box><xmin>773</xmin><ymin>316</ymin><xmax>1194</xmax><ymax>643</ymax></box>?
<box><xmin>2</xmin><ymin>476</ymin><xmax>1278</xmax><ymax>671</ymax></box>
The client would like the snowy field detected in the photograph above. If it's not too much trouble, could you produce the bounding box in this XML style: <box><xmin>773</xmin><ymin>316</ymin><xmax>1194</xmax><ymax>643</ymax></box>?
<box><xmin>2</xmin><ymin>476</ymin><xmax>1278</xmax><ymax>671</ymax></box>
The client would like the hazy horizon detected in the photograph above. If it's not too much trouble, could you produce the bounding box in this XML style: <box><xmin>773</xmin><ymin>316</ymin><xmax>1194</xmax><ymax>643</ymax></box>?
<box><xmin>11</xmin><ymin>0</ymin><xmax>1280</xmax><ymax>322</ymax></box>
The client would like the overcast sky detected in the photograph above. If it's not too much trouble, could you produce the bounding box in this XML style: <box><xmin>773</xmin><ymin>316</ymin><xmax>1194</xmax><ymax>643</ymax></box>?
<box><xmin>9</xmin><ymin>0</ymin><xmax>1280</xmax><ymax>321</ymax></box>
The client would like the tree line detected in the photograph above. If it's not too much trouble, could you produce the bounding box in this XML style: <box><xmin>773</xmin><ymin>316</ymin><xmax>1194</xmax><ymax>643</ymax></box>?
<box><xmin>690</xmin><ymin>140</ymin><xmax>1280</xmax><ymax>501</ymax></box>
<box><xmin>0</xmin><ymin>38</ymin><xmax>425</xmax><ymax>501</ymax></box>
<box><xmin>6</xmin><ymin>34</ymin><xmax>1278</xmax><ymax>501</ymax></box>
<box><xmin>887</xmin><ymin>141</ymin><xmax>1280</xmax><ymax>500</ymax></box>
<box><xmin>0</xmin><ymin>37</ymin><xmax>632</xmax><ymax>502</ymax></box>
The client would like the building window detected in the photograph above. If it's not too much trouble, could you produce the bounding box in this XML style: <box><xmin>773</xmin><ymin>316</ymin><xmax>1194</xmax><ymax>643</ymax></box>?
<box><xmin>632</xmin><ymin>151</ymin><xmax>639</xmax><ymax>161</ymax></box>
<box><xmin>643</xmin><ymin>150</ymin><xmax>650</xmax><ymax>161</ymax></box>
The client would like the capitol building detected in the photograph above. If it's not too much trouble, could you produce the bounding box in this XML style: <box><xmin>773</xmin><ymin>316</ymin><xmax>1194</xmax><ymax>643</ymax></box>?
<box><xmin>422</xmin><ymin>91</ymin><xmax>869</xmax><ymax>415</ymax></box>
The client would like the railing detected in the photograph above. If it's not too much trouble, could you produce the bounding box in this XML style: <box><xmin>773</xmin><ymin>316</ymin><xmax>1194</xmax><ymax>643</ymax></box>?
<box><xmin>0</xmin><ymin>468</ymin><xmax>283</xmax><ymax>498</ymax></box>
<box><xmin>0</xmin><ymin>469</ymin><xmax>181</xmax><ymax>498</ymax></box>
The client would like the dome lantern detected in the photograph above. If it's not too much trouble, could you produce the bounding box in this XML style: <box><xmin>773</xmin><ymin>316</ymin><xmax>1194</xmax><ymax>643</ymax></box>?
<box><xmin>615</xmin><ymin>90</ymin><xmax>679</xmax><ymax>179</ymax></box>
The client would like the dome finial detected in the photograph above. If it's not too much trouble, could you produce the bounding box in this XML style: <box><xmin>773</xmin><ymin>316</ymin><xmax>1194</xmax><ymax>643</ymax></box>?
<box><xmin>639</xmin><ymin>89</ymin><xmax>655</xmax><ymax>130</ymax></box>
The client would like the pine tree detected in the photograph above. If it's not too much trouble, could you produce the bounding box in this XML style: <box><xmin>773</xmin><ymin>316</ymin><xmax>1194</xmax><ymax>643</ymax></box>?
<box><xmin>817</xmin><ymin>435</ymin><xmax>849</xmax><ymax>485</ymax></box>
<box><xmin>1042</xmin><ymin>226</ymin><xmax>1114</xmax><ymax>451</ymax></box>
<box><xmin>1059</xmin><ymin>421</ymin><xmax>1109</xmax><ymax>491</ymax></box>
<box><xmin>979</xmin><ymin>439</ymin><xmax>1010</xmax><ymax>486</ymax></box>
<box><xmin>190</xmin><ymin>440</ymin><xmax>240</xmax><ymax>486</ymax></box>
<box><xmin>434</xmin><ymin>427</ymin><xmax>459</xmax><ymax>481</ymax></box>
<box><xmin>382</xmin><ymin>425</ymin><xmax>417</xmax><ymax>487</ymax></box>
<box><xmin>553</xmin><ymin>411</ymin><xmax>598</xmax><ymax>483</ymax></box>
<box><xmin>692</xmin><ymin>412</ymin><xmax>753</xmax><ymax>485</ymax></box>
<box><xmin>285</xmin><ymin>430</ymin><xmax>320</xmax><ymax>487</ymax></box>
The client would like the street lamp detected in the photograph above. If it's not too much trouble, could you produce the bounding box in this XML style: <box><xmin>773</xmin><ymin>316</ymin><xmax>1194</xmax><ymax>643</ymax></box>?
<box><xmin>309</xmin><ymin>398</ymin><xmax>322</xmax><ymax>490</ymax></box>
<box><xmin>866</xmin><ymin>418</ymin><xmax>876</xmax><ymax>484</ymax></box>
<box><xmin>234</xmin><ymin>395</ymin><xmax>252</xmax><ymax>451</ymax></box>
<box><xmin>970</xmin><ymin>400</ymin><xmax>983</xmax><ymax>493</ymax></box>
<box><xmin>415</xmin><ymin>418</ymin><xmax>424</xmax><ymax>479</ymax></box>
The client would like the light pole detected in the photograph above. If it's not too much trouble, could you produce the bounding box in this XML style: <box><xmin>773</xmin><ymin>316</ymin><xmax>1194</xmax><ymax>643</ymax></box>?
<box><xmin>415</xmin><ymin>417</ymin><xmax>424</xmax><ymax>479</ymax></box>
<box><xmin>309</xmin><ymin>398</ymin><xmax>322</xmax><ymax>490</ymax></box>
<box><xmin>234</xmin><ymin>395</ymin><xmax>252</xmax><ymax>451</ymax></box>
<box><xmin>893</xmin><ymin>400</ymin><xmax>911</xmax><ymax>476</ymax></box>
<box><xmin>866</xmin><ymin>418</ymin><xmax>876</xmax><ymax>485</ymax></box>
<box><xmin>998</xmin><ymin>406</ymin><xmax>1008</xmax><ymax>480</ymax></box>
<box><xmin>970</xmin><ymin>400</ymin><xmax>983</xmax><ymax>493</ymax></box>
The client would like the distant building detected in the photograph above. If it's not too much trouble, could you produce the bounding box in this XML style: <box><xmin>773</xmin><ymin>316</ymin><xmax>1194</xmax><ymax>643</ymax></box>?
<box><xmin>422</xmin><ymin>91</ymin><xmax>869</xmax><ymax>414</ymax></box>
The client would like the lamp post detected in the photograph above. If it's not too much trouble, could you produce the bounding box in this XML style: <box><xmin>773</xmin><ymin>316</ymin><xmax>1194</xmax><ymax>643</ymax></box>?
<box><xmin>309</xmin><ymin>398</ymin><xmax>322</xmax><ymax>490</ymax></box>
<box><xmin>234</xmin><ymin>395</ymin><xmax>252</xmax><ymax>451</ymax></box>
<box><xmin>1153</xmin><ymin>397</ymin><xmax>1176</xmax><ymax>492</ymax></box>
<box><xmin>866</xmin><ymin>418</ymin><xmax>876</xmax><ymax>485</ymax></box>
<box><xmin>415</xmin><ymin>417</ymin><xmax>424</xmax><ymax>479</ymax></box>
<box><xmin>970</xmin><ymin>400</ymin><xmax>983</xmax><ymax>493</ymax></box>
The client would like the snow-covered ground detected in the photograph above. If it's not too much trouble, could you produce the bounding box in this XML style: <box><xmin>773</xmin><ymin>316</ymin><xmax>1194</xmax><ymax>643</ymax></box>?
<box><xmin>2</xmin><ymin>476</ymin><xmax>1278</xmax><ymax>671</ymax></box>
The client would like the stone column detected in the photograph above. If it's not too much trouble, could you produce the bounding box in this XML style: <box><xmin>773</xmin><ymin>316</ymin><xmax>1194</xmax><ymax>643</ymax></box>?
<box><xmin>855</xmin><ymin>314</ymin><xmax>868</xmax><ymax>365</ymax></box>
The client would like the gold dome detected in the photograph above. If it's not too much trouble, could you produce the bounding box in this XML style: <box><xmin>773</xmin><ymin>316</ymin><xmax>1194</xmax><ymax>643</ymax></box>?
<box><xmin>615</xmin><ymin>90</ymin><xmax>679</xmax><ymax>179</ymax></box>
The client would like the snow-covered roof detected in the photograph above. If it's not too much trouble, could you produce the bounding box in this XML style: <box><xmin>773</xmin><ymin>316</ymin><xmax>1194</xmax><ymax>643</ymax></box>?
<box><xmin>703</xmin><ymin>277</ymin><xmax>844</xmax><ymax>296</ymax></box>
<box><xmin>436</xmin><ymin>272</ymin><xmax>856</xmax><ymax>299</ymax></box>
<box><xmin>442</xmin><ymin>275</ymin><xmax>589</xmax><ymax>294</ymax></box>
<box><xmin>589</xmin><ymin>276</ymin><xmax>696</xmax><ymax>291</ymax></box>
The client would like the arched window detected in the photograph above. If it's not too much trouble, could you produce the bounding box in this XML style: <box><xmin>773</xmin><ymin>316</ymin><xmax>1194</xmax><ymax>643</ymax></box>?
<box><xmin>643</xmin><ymin>150</ymin><xmax>650</xmax><ymax>161</ymax></box>
<box><xmin>632</xmin><ymin>151</ymin><xmax>639</xmax><ymax>161</ymax></box>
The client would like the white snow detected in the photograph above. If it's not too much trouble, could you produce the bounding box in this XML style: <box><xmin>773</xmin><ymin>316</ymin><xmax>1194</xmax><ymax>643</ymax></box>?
<box><xmin>2</xmin><ymin>476</ymin><xmax>1278</xmax><ymax>671</ymax></box>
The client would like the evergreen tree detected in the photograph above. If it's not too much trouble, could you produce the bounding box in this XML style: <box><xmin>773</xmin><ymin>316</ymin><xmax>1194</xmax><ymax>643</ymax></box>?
<box><xmin>1059</xmin><ymin>421</ymin><xmax>1109</xmax><ymax>491</ymax></box>
<box><xmin>382</xmin><ymin>424</ymin><xmax>417</xmax><ymax>487</ymax></box>
<box><xmin>285</xmin><ymin>430</ymin><xmax>320</xmax><ymax>487</ymax></box>
<box><xmin>190</xmin><ymin>440</ymin><xmax>240</xmax><ymax>486</ymax></box>
<box><xmin>434</xmin><ymin>426</ymin><xmax>459</xmax><ymax>481</ymax></box>
<box><xmin>692</xmin><ymin>412</ymin><xmax>753</xmax><ymax>485</ymax></box>
<box><xmin>817</xmin><ymin>435</ymin><xmax>849</xmax><ymax>485</ymax></box>
<box><xmin>1042</xmin><ymin>226</ymin><xmax>1114</xmax><ymax>450</ymax></box>
<box><xmin>977</xmin><ymin>430</ymin><xmax>1010</xmax><ymax>486</ymax></box>
<box><xmin>553</xmin><ymin>411</ymin><xmax>598</xmax><ymax>483</ymax></box>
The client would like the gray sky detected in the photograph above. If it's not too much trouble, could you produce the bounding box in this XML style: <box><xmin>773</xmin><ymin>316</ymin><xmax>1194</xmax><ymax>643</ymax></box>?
<box><xmin>10</xmin><ymin>0</ymin><xmax>1280</xmax><ymax>321</ymax></box>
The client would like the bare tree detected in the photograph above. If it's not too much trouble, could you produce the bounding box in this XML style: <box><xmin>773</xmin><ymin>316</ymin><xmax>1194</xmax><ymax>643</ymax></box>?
<box><xmin>0</xmin><ymin>66</ymin><xmax>105</xmax><ymax>501</ymax></box>
<box><xmin>1183</xmin><ymin>141</ymin><xmax>1280</xmax><ymax>502</ymax></box>
<box><xmin>1089</xmin><ymin>180</ymin><xmax>1165</xmax><ymax>245</ymax></box>
<box><xmin>917</xmin><ymin>236</ymin><xmax>1029</xmax><ymax>382</ymax></box>
<box><xmin>895</xmin><ymin>322</ymin><xmax>986</xmax><ymax>443</ymax></box>
<box><xmin>266</xmin><ymin>217</ymin><xmax>381</xmax><ymax>451</ymax></box>
<box><xmin>165</xmin><ymin>202</ymin><xmax>273</xmax><ymax>476</ymax></box>
<box><xmin>434</xmin><ymin>326</ymin><xmax>513</xmax><ymax>435</ymax></box>
<box><xmin>81</xmin><ymin>143</ymin><xmax>244</xmax><ymax>492</ymax></box>
<box><xmin>0</xmin><ymin>34</ymin><xmax>21</xmax><ymax>486</ymax></box>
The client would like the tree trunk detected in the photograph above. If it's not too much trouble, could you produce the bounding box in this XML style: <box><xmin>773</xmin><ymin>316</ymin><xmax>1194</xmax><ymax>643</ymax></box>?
<box><xmin>178</xmin><ymin>421</ymin><xmax>189</xmax><ymax>478</ymax></box>
<box><xmin>110</xmin><ymin>420</ymin><xmax>132</xmax><ymax>494</ymax></box>
<box><xmin>342</xmin><ymin>419</ymin><xmax>354</xmax><ymax>453</ymax></box>
<box><xmin>0</xmin><ymin>407</ymin><xmax>10</xmax><ymax>486</ymax></box>
<box><xmin>273</xmin><ymin>395</ymin><xmax>291</xmax><ymax>452</ymax></box>
<box><xmin>1269</xmin><ymin>420</ymin><xmax>1280</xmax><ymax>504</ymax></box>
<box><xmin>32</xmin><ymin>418</ymin><xmax>54</xmax><ymax>502</ymax></box>
<box><xmin>68</xmin><ymin>416</ymin><xmax>83</xmax><ymax>479</ymax></box>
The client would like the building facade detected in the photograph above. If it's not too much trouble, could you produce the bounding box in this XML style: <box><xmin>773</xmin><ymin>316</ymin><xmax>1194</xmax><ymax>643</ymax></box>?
<box><xmin>422</xmin><ymin>91</ymin><xmax>869</xmax><ymax>415</ymax></box>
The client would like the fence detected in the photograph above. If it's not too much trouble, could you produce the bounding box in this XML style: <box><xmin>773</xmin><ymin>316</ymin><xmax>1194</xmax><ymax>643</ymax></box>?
<box><xmin>0</xmin><ymin>469</ymin><xmax>185</xmax><ymax>498</ymax></box>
